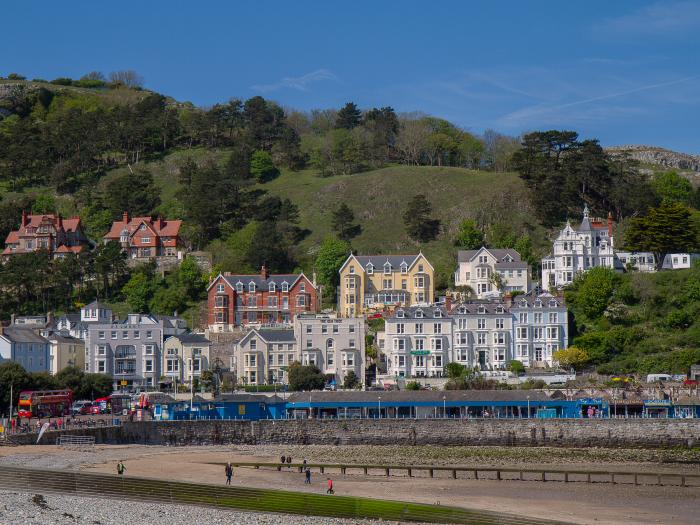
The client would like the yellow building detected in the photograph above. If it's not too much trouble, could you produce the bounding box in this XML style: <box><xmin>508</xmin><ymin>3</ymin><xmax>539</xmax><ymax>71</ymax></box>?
<box><xmin>338</xmin><ymin>253</ymin><xmax>435</xmax><ymax>317</ymax></box>
<box><xmin>47</xmin><ymin>333</ymin><xmax>85</xmax><ymax>375</ymax></box>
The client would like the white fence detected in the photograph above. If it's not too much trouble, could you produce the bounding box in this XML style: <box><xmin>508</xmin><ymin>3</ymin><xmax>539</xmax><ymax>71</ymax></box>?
<box><xmin>57</xmin><ymin>435</ymin><xmax>96</xmax><ymax>449</ymax></box>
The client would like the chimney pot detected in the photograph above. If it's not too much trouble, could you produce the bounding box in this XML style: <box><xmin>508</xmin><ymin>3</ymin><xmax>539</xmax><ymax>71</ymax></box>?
<box><xmin>21</xmin><ymin>210</ymin><xmax>28</xmax><ymax>227</ymax></box>
<box><xmin>261</xmin><ymin>265</ymin><xmax>269</xmax><ymax>280</ymax></box>
<box><xmin>123</xmin><ymin>211</ymin><xmax>129</xmax><ymax>224</ymax></box>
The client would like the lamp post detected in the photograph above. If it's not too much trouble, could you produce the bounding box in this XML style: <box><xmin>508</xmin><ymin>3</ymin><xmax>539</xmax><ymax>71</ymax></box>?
<box><xmin>526</xmin><ymin>395</ymin><xmax>531</xmax><ymax>419</ymax></box>
<box><xmin>378</xmin><ymin>395</ymin><xmax>382</xmax><ymax>419</ymax></box>
<box><xmin>443</xmin><ymin>395</ymin><xmax>447</xmax><ymax>418</ymax></box>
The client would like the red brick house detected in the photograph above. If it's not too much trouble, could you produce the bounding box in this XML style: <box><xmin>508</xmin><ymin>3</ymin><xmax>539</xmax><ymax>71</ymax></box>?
<box><xmin>3</xmin><ymin>211</ymin><xmax>91</xmax><ymax>257</ymax></box>
<box><xmin>207</xmin><ymin>266</ymin><xmax>318</xmax><ymax>330</ymax></box>
<box><xmin>103</xmin><ymin>212</ymin><xmax>182</xmax><ymax>260</ymax></box>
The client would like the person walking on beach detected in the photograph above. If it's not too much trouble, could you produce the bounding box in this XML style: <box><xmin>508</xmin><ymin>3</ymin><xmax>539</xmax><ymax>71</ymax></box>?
<box><xmin>225</xmin><ymin>463</ymin><xmax>233</xmax><ymax>485</ymax></box>
<box><xmin>326</xmin><ymin>477</ymin><xmax>334</xmax><ymax>494</ymax></box>
<box><xmin>117</xmin><ymin>460</ymin><xmax>126</xmax><ymax>476</ymax></box>
<box><xmin>305</xmin><ymin>468</ymin><xmax>311</xmax><ymax>484</ymax></box>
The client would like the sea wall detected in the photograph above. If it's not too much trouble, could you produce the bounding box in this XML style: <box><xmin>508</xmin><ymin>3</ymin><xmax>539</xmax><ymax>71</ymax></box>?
<box><xmin>13</xmin><ymin>418</ymin><xmax>700</xmax><ymax>448</ymax></box>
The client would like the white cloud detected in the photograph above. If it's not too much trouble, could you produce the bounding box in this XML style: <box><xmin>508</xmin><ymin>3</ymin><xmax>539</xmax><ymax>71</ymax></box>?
<box><xmin>251</xmin><ymin>69</ymin><xmax>337</xmax><ymax>93</ymax></box>
<box><xmin>594</xmin><ymin>1</ymin><xmax>700</xmax><ymax>36</ymax></box>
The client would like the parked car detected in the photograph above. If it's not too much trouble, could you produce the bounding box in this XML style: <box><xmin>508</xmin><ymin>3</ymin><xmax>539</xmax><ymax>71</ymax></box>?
<box><xmin>71</xmin><ymin>400</ymin><xmax>92</xmax><ymax>415</ymax></box>
<box><xmin>89</xmin><ymin>404</ymin><xmax>103</xmax><ymax>415</ymax></box>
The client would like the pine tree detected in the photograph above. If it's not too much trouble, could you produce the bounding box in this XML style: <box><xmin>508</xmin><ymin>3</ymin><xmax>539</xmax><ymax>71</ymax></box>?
<box><xmin>335</xmin><ymin>102</ymin><xmax>362</xmax><ymax>130</ymax></box>
<box><xmin>331</xmin><ymin>203</ymin><xmax>361</xmax><ymax>241</ymax></box>
<box><xmin>403</xmin><ymin>194</ymin><xmax>440</xmax><ymax>242</ymax></box>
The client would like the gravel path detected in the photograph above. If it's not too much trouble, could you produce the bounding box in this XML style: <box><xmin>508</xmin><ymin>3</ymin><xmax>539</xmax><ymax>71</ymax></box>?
<box><xmin>0</xmin><ymin>491</ymin><xmax>397</xmax><ymax>525</ymax></box>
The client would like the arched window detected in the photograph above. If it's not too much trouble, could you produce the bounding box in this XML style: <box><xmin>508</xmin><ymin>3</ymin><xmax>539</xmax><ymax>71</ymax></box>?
<box><xmin>249</xmin><ymin>281</ymin><xmax>256</xmax><ymax>293</ymax></box>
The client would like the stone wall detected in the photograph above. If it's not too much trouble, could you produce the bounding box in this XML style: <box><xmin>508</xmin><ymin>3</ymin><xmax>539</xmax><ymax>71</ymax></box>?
<box><xmin>15</xmin><ymin>418</ymin><xmax>700</xmax><ymax>448</ymax></box>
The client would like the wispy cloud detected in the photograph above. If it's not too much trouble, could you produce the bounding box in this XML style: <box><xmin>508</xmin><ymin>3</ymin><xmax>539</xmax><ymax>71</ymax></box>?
<box><xmin>497</xmin><ymin>75</ymin><xmax>700</xmax><ymax>129</ymax></box>
<box><xmin>594</xmin><ymin>1</ymin><xmax>700</xmax><ymax>36</ymax></box>
<box><xmin>251</xmin><ymin>69</ymin><xmax>337</xmax><ymax>93</ymax></box>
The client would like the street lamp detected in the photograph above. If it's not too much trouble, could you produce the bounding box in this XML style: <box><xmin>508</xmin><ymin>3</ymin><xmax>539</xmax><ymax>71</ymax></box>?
<box><xmin>443</xmin><ymin>395</ymin><xmax>447</xmax><ymax>418</ymax></box>
<box><xmin>526</xmin><ymin>395</ymin><xmax>531</xmax><ymax>419</ymax></box>
<box><xmin>378</xmin><ymin>395</ymin><xmax>382</xmax><ymax>419</ymax></box>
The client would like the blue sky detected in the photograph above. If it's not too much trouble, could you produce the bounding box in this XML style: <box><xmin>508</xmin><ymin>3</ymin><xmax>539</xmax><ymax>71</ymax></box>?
<box><xmin>4</xmin><ymin>1</ymin><xmax>699</xmax><ymax>153</ymax></box>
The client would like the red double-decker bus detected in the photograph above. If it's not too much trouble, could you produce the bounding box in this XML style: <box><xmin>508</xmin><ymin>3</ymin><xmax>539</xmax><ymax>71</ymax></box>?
<box><xmin>18</xmin><ymin>389</ymin><xmax>73</xmax><ymax>419</ymax></box>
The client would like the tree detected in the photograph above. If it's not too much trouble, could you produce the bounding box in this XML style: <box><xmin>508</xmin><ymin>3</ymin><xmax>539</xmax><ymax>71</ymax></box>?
<box><xmin>625</xmin><ymin>202</ymin><xmax>698</xmax><ymax>269</ymax></box>
<box><xmin>405</xmin><ymin>380</ymin><xmax>422</xmax><ymax>391</ymax></box>
<box><xmin>246</xmin><ymin>220</ymin><xmax>292</xmax><ymax>273</ymax></box>
<box><xmin>103</xmin><ymin>169</ymin><xmax>160</xmax><ymax>217</ymax></box>
<box><xmin>250</xmin><ymin>150</ymin><xmax>279</xmax><ymax>182</ymax></box>
<box><xmin>0</xmin><ymin>361</ymin><xmax>32</xmax><ymax>415</ymax></box>
<box><xmin>653</xmin><ymin>171</ymin><xmax>693</xmax><ymax>205</ymax></box>
<box><xmin>121</xmin><ymin>271</ymin><xmax>155</xmax><ymax>313</ymax></box>
<box><xmin>403</xmin><ymin>194</ymin><xmax>440</xmax><ymax>242</ymax></box>
<box><xmin>508</xmin><ymin>360</ymin><xmax>525</xmax><ymax>375</ymax></box>
<box><xmin>445</xmin><ymin>362</ymin><xmax>466</xmax><ymax>380</ymax></box>
<box><xmin>288</xmin><ymin>362</ymin><xmax>326</xmax><ymax>391</ymax></box>
<box><xmin>331</xmin><ymin>203</ymin><xmax>361</xmax><ymax>241</ymax></box>
<box><xmin>342</xmin><ymin>371</ymin><xmax>361</xmax><ymax>389</ymax></box>
<box><xmin>553</xmin><ymin>346</ymin><xmax>590</xmax><ymax>371</ymax></box>
<box><xmin>315</xmin><ymin>237</ymin><xmax>350</xmax><ymax>292</ymax></box>
<box><xmin>454</xmin><ymin>219</ymin><xmax>484</xmax><ymax>249</ymax></box>
<box><xmin>567</xmin><ymin>267</ymin><xmax>618</xmax><ymax>320</ymax></box>
<box><xmin>108</xmin><ymin>70</ymin><xmax>144</xmax><ymax>88</ymax></box>
<box><xmin>336</xmin><ymin>102</ymin><xmax>362</xmax><ymax>130</ymax></box>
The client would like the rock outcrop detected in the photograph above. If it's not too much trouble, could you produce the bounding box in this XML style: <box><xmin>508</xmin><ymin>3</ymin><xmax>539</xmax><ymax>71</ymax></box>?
<box><xmin>607</xmin><ymin>145</ymin><xmax>700</xmax><ymax>174</ymax></box>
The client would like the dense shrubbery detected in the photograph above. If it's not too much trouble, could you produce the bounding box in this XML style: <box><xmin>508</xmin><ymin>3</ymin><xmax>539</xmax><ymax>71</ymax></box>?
<box><xmin>566</xmin><ymin>261</ymin><xmax>700</xmax><ymax>374</ymax></box>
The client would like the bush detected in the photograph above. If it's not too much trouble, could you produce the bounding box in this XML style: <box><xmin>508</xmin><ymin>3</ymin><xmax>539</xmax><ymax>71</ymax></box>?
<box><xmin>50</xmin><ymin>77</ymin><xmax>74</xmax><ymax>86</ymax></box>
<box><xmin>405</xmin><ymin>380</ymin><xmax>422</xmax><ymax>391</ymax></box>
<box><xmin>7</xmin><ymin>73</ymin><xmax>26</xmax><ymax>80</ymax></box>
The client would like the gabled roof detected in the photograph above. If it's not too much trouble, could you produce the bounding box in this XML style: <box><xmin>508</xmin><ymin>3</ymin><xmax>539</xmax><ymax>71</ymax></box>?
<box><xmin>511</xmin><ymin>291</ymin><xmax>566</xmax><ymax>308</ymax></box>
<box><xmin>457</xmin><ymin>247</ymin><xmax>522</xmax><ymax>263</ymax></box>
<box><xmin>389</xmin><ymin>305</ymin><xmax>449</xmax><ymax>320</ymax></box>
<box><xmin>1</xmin><ymin>327</ymin><xmax>48</xmax><ymax>344</ymax></box>
<box><xmin>207</xmin><ymin>272</ymin><xmax>315</xmax><ymax>292</ymax></box>
<box><xmin>450</xmin><ymin>302</ymin><xmax>509</xmax><ymax>315</ymax></box>
<box><xmin>340</xmin><ymin>253</ymin><xmax>433</xmax><ymax>273</ymax></box>
<box><xmin>239</xmin><ymin>328</ymin><xmax>296</xmax><ymax>345</ymax></box>
<box><xmin>103</xmin><ymin>216</ymin><xmax>181</xmax><ymax>239</ymax></box>
<box><xmin>166</xmin><ymin>333</ymin><xmax>211</xmax><ymax>345</ymax></box>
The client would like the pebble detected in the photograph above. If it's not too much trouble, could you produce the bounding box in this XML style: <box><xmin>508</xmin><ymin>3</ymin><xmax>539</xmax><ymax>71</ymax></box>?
<box><xmin>0</xmin><ymin>491</ymin><xmax>398</xmax><ymax>525</ymax></box>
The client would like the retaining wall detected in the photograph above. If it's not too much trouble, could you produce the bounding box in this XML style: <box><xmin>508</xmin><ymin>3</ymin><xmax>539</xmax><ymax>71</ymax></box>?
<box><xmin>12</xmin><ymin>418</ymin><xmax>700</xmax><ymax>448</ymax></box>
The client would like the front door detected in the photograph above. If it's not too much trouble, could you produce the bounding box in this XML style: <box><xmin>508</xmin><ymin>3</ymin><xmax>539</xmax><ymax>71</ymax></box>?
<box><xmin>478</xmin><ymin>351</ymin><xmax>488</xmax><ymax>370</ymax></box>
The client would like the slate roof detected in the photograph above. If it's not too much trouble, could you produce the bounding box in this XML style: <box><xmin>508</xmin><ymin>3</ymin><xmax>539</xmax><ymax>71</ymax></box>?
<box><xmin>354</xmin><ymin>254</ymin><xmax>421</xmax><ymax>269</ymax></box>
<box><xmin>511</xmin><ymin>291</ymin><xmax>566</xmax><ymax>308</ymax></box>
<box><xmin>214</xmin><ymin>394</ymin><xmax>286</xmax><ymax>404</ymax></box>
<box><xmin>257</xmin><ymin>329</ymin><xmax>296</xmax><ymax>342</ymax></box>
<box><xmin>168</xmin><ymin>333</ymin><xmax>211</xmax><ymax>344</ymax></box>
<box><xmin>449</xmin><ymin>303</ymin><xmax>509</xmax><ymax>315</ymax></box>
<box><xmin>457</xmin><ymin>248</ymin><xmax>521</xmax><ymax>263</ymax></box>
<box><xmin>47</xmin><ymin>332</ymin><xmax>84</xmax><ymax>344</ymax></box>
<box><xmin>1</xmin><ymin>327</ymin><xmax>48</xmax><ymax>344</ymax></box>
<box><xmin>494</xmin><ymin>260</ymin><xmax>529</xmax><ymax>270</ymax></box>
<box><xmin>287</xmin><ymin>390</ymin><xmax>553</xmax><ymax>403</ymax></box>
<box><xmin>220</xmin><ymin>273</ymin><xmax>312</xmax><ymax>290</ymax></box>
<box><xmin>389</xmin><ymin>305</ymin><xmax>449</xmax><ymax>320</ymax></box>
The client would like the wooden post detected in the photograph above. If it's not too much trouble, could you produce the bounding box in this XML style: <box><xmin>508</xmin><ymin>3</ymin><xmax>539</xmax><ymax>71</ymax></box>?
<box><xmin>452</xmin><ymin>469</ymin><xmax>456</xmax><ymax>479</ymax></box>
<box><xmin>564</xmin><ymin>472</ymin><xmax>569</xmax><ymax>483</ymax></box>
<box><xmin>519</xmin><ymin>471</ymin><xmax>523</xmax><ymax>481</ymax></box>
<box><xmin>587</xmin><ymin>473</ymin><xmax>591</xmax><ymax>483</ymax></box>
<box><xmin>363</xmin><ymin>467</ymin><xmax>368</xmax><ymax>475</ymax></box>
<box><xmin>341</xmin><ymin>467</ymin><xmax>346</xmax><ymax>475</ymax></box>
<box><xmin>634</xmin><ymin>474</ymin><xmax>638</xmax><ymax>486</ymax></box>
<box><xmin>320</xmin><ymin>466</ymin><xmax>324</xmax><ymax>474</ymax></box>
<box><xmin>658</xmin><ymin>474</ymin><xmax>662</xmax><ymax>486</ymax></box>
<box><xmin>474</xmin><ymin>470</ymin><xmax>478</xmax><ymax>480</ymax></box>
<box><xmin>385</xmin><ymin>468</ymin><xmax>390</xmax><ymax>477</ymax></box>
<box><xmin>496</xmin><ymin>470</ymin><xmax>501</xmax><ymax>481</ymax></box>
<box><xmin>541</xmin><ymin>471</ymin><xmax>546</xmax><ymax>482</ymax></box>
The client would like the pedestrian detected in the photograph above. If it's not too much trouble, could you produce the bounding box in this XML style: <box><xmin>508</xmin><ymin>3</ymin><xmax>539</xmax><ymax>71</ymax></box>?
<box><xmin>225</xmin><ymin>463</ymin><xmax>233</xmax><ymax>485</ymax></box>
<box><xmin>326</xmin><ymin>477</ymin><xmax>334</xmax><ymax>495</ymax></box>
<box><xmin>281</xmin><ymin>455</ymin><xmax>286</xmax><ymax>466</ymax></box>
<box><xmin>117</xmin><ymin>460</ymin><xmax>126</xmax><ymax>476</ymax></box>
<box><xmin>286</xmin><ymin>456</ymin><xmax>292</xmax><ymax>465</ymax></box>
<box><xmin>305</xmin><ymin>468</ymin><xmax>311</xmax><ymax>484</ymax></box>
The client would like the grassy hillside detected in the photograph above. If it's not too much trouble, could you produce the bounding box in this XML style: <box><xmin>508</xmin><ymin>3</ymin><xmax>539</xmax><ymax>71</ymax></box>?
<box><xmin>93</xmin><ymin>150</ymin><xmax>550</xmax><ymax>287</ymax></box>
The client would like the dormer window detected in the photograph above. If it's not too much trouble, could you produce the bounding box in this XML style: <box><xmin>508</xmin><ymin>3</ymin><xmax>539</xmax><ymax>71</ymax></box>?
<box><xmin>458</xmin><ymin>306</ymin><xmax>467</xmax><ymax>314</ymax></box>
<box><xmin>365</xmin><ymin>263</ymin><xmax>373</xmax><ymax>274</ymax></box>
<box><xmin>415</xmin><ymin>309</ymin><xmax>423</xmax><ymax>318</ymax></box>
<box><xmin>478</xmin><ymin>306</ymin><xmax>486</xmax><ymax>314</ymax></box>
<box><xmin>384</xmin><ymin>262</ymin><xmax>392</xmax><ymax>274</ymax></box>
<box><xmin>396</xmin><ymin>309</ymin><xmax>405</xmax><ymax>318</ymax></box>
<box><xmin>503</xmin><ymin>255</ymin><xmax>513</xmax><ymax>262</ymax></box>
<box><xmin>236</xmin><ymin>282</ymin><xmax>244</xmax><ymax>293</ymax></box>
<box><xmin>549</xmin><ymin>300</ymin><xmax>558</xmax><ymax>307</ymax></box>
<box><xmin>400</xmin><ymin>262</ymin><xmax>408</xmax><ymax>274</ymax></box>
<box><xmin>249</xmin><ymin>281</ymin><xmax>256</xmax><ymax>293</ymax></box>
<box><xmin>434</xmin><ymin>310</ymin><xmax>442</xmax><ymax>318</ymax></box>
<box><xmin>268</xmin><ymin>282</ymin><xmax>276</xmax><ymax>293</ymax></box>
<box><xmin>496</xmin><ymin>306</ymin><xmax>504</xmax><ymax>314</ymax></box>
<box><xmin>534</xmin><ymin>300</ymin><xmax>543</xmax><ymax>308</ymax></box>
<box><xmin>281</xmin><ymin>281</ymin><xmax>289</xmax><ymax>293</ymax></box>
<box><xmin>519</xmin><ymin>300</ymin><xmax>527</xmax><ymax>308</ymax></box>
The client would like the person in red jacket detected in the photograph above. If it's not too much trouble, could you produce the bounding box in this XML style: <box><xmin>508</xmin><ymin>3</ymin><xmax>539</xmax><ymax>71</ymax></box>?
<box><xmin>326</xmin><ymin>477</ymin><xmax>334</xmax><ymax>494</ymax></box>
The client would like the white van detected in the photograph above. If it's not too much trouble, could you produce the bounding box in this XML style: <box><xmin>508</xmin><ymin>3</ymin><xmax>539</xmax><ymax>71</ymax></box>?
<box><xmin>646</xmin><ymin>374</ymin><xmax>672</xmax><ymax>383</ymax></box>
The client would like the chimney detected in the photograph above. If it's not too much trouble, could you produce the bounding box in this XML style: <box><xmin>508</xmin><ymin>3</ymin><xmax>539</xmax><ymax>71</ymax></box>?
<box><xmin>312</xmin><ymin>271</ymin><xmax>317</xmax><ymax>287</ymax></box>
<box><xmin>444</xmin><ymin>295</ymin><xmax>452</xmax><ymax>311</ymax></box>
<box><xmin>57</xmin><ymin>215</ymin><xmax>63</xmax><ymax>230</ymax></box>
<box><xmin>123</xmin><ymin>211</ymin><xmax>129</xmax><ymax>224</ymax></box>
<box><xmin>503</xmin><ymin>292</ymin><xmax>513</xmax><ymax>309</ymax></box>
<box><xmin>157</xmin><ymin>216</ymin><xmax>164</xmax><ymax>229</ymax></box>
<box><xmin>260</xmin><ymin>265</ymin><xmax>269</xmax><ymax>280</ymax></box>
<box><xmin>21</xmin><ymin>210</ymin><xmax>28</xmax><ymax>227</ymax></box>
<box><xmin>607</xmin><ymin>212</ymin><xmax>613</xmax><ymax>238</ymax></box>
